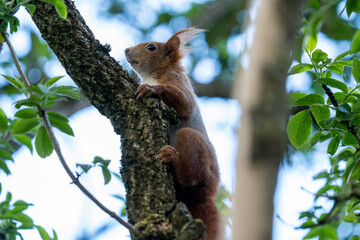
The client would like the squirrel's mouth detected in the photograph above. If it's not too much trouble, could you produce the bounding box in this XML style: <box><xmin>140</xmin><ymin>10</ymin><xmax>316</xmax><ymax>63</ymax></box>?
<box><xmin>126</xmin><ymin>56</ymin><xmax>139</xmax><ymax>65</ymax></box>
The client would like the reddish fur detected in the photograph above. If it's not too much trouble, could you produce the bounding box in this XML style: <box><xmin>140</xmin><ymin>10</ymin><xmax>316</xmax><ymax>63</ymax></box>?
<box><xmin>126</xmin><ymin>28</ymin><xmax>220</xmax><ymax>240</ymax></box>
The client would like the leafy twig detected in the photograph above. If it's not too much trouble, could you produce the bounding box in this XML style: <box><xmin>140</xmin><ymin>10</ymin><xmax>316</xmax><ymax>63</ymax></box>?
<box><xmin>2</xmin><ymin>32</ymin><xmax>138</xmax><ymax>235</ymax></box>
<box><xmin>306</xmin><ymin>48</ymin><xmax>360</xmax><ymax>147</ymax></box>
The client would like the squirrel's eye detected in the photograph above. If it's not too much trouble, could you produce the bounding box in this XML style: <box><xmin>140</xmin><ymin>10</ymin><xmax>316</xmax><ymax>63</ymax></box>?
<box><xmin>146</xmin><ymin>44</ymin><xmax>156</xmax><ymax>51</ymax></box>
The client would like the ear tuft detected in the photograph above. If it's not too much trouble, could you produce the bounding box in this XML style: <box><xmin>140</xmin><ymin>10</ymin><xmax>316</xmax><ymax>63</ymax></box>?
<box><xmin>166</xmin><ymin>27</ymin><xmax>205</xmax><ymax>56</ymax></box>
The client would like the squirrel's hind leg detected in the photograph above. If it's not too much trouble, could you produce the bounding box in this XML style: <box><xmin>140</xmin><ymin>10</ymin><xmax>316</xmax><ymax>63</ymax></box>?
<box><xmin>158</xmin><ymin>127</ymin><xmax>218</xmax><ymax>190</ymax></box>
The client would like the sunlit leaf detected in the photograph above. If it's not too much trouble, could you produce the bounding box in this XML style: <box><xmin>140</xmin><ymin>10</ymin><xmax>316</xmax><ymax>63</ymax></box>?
<box><xmin>13</xmin><ymin>134</ymin><xmax>33</xmax><ymax>153</ymax></box>
<box><xmin>290</xmin><ymin>93</ymin><xmax>324</xmax><ymax>107</ymax></box>
<box><xmin>23</xmin><ymin>3</ymin><xmax>36</xmax><ymax>15</ymax></box>
<box><xmin>287</xmin><ymin>110</ymin><xmax>312</xmax><ymax>148</ymax></box>
<box><xmin>312</xmin><ymin>49</ymin><xmax>328</xmax><ymax>63</ymax></box>
<box><xmin>15</xmin><ymin>108</ymin><xmax>38</xmax><ymax>119</ymax></box>
<box><xmin>11</xmin><ymin>118</ymin><xmax>40</xmax><ymax>134</ymax></box>
<box><xmin>316</xmin><ymin>78</ymin><xmax>348</xmax><ymax>93</ymax></box>
<box><xmin>311</xmin><ymin>106</ymin><xmax>330</xmax><ymax>127</ymax></box>
<box><xmin>288</xmin><ymin>63</ymin><xmax>313</xmax><ymax>75</ymax></box>
<box><xmin>45</xmin><ymin>76</ymin><xmax>64</xmax><ymax>87</ymax></box>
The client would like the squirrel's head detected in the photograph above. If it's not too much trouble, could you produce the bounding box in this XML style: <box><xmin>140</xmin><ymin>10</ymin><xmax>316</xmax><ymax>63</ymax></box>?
<box><xmin>125</xmin><ymin>27</ymin><xmax>205</xmax><ymax>79</ymax></box>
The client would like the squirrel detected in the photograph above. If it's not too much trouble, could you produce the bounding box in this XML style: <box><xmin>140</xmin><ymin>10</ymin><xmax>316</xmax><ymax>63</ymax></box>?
<box><xmin>125</xmin><ymin>27</ymin><xmax>220</xmax><ymax>240</ymax></box>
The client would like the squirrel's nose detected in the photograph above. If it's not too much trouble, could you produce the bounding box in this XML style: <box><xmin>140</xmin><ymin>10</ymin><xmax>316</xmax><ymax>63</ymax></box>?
<box><xmin>125</xmin><ymin>48</ymin><xmax>130</xmax><ymax>54</ymax></box>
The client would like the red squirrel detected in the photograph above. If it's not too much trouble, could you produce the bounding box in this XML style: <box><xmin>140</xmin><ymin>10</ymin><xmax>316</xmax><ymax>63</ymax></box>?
<box><xmin>125</xmin><ymin>27</ymin><xmax>220</xmax><ymax>240</ymax></box>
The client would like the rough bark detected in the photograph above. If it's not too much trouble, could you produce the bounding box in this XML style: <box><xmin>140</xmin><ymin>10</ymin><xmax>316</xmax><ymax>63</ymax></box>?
<box><xmin>233</xmin><ymin>0</ymin><xmax>302</xmax><ymax>239</ymax></box>
<box><xmin>30</xmin><ymin>1</ymin><xmax>203</xmax><ymax>239</ymax></box>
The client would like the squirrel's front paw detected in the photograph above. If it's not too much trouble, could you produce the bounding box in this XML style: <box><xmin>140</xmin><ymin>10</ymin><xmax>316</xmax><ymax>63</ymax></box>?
<box><xmin>136</xmin><ymin>84</ymin><xmax>158</xmax><ymax>99</ymax></box>
<box><xmin>157</xmin><ymin>145</ymin><xmax>179</xmax><ymax>163</ymax></box>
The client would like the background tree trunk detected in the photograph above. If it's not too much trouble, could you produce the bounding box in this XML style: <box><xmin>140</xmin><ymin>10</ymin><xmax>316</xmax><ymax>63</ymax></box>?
<box><xmin>29</xmin><ymin>1</ymin><xmax>204</xmax><ymax>239</ymax></box>
<box><xmin>233</xmin><ymin>0</ymin><xmax>302</xmax><ymax>239</ymax></box>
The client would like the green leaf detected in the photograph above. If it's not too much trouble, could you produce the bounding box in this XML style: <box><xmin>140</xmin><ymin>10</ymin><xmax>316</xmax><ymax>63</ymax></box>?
<box><xmin>287</xmin><ymin>92</ymin><xmax>307</xmax><ymax>105</ymax></box>
<box><xmin>338</xmin><ymin>60</ymin><xmax>353</xmax><ymax>67</ymax></box>
<box><xmin>93</xmin><ymin>156</ymin><xmax>110</xmax><ymax>166</ymax></box>
<box><xmin>13</xmin><ymin>134</ymin><xmax>33</xmax><ymax>153</ymax></box>
<box><xmin>102</xmin><ymin>167</ymin><xmax>111</xmax><ymax>185</ymax></box>
<box><xmin>120</xmin><ymin>207</ymin><xmax>127</xmax><ymax>217</ymax></box>
<box><xmin>321</xmin><ymin>226</ymin><xmax>338</xmax><ymax>239</ymax></box>
<box><xmin>334</xmin><ymin>50</ymin><xmax>351</xmax><ymax>61</ymax></box>
<box><xmin>36</xmin><ymin>225</ymin><xmax>58</xmax><ymax>240</ymax></box>
<box><xmin>45</xmin><ymin>76</ymin><xmax>64</xmax><ymax>87</ymax></box>
<box><xmin>312</xmin><ymin>49</ymin><xmax>328</xmax><ymax>63</ymax></box>
<box><xmin>346</xmin><ymin>0</ymin><xmax>360</xmax><ymax>16</ymax></box>
<box><xmin>316</xmin><ymin>78</ymin><xmax>348</xmax><ymax>93</ymax></box>
<box><xmin>35</xmin><ymin>126</ymin><xmax>53</xmax><ymax>158</ymax></box>
<box><xmin>304</xmin><ymin>227</ymin><xmax>319</xmax><ymax>239</ymax></box>
<box><xmin>313</xmin><ymin>170</ymin><xmax>329</xmax><ymax>180</ymax></box>
<box><xmin>336</xmin><ymin>103</ymin><xmax>352</xmax><ymax>121</ymax></box>
<box><xmin>13</xmin><ymin>213</ymin><xmax>34</xmax><ymax>229</ymax></box>
<box><xmin>23</xmin><ymin>3</ymin><xmax>36</xmax><ymax>15</ymax></box>
<box><xmin>46</xmin><ymin>112</ymin><xmax>69</xmax><ymax>123</ymax></box>
<box><xmin>287</xmin><ymin>110</ymin><xmax>312</xmax><ymax>148</ymax></box>
<box><xmin>0</xmin><ymin>159</ymin><xmax>11</xmax><ymax>175</ymax></box>
<box><xmin>353</xmin><ymin>58</ymin><xmax>360</xmax><ymax>83</ymax></box>
<box><xmin>343</xmin><ymin>132</ymin><xmax>358</xmax><ymax>146</ymax></box>
<box><xmin>301</xmin><ymin>219</ymin><xmax>316</xmax><ymax>229</ymax></box>
<box><xmin>11</xmin><ymin>118</ymin><xmax>40</xmax><ymax>134</ymax></box>
<box><xmin>52</xmin><ymin>86</ymin><xmax>81</xmax><ymax>100</ymax></box>
<box><xmin>353</xmin><ymin>101</ymin><xmax>360</xmax><ymax>112</ymax></box>
<box><xmin>328</xmin><ymin>136</ymin><xmax>340</xmax><ymax>155</ymax></box>
<box><xmin>112</xmin><ymin>194</ymin><xmax>126</xmax><ymax>202</ymax></box>
<box><xmin>290</xmin><ymin>93</ymin><xmax>324</xmax><ymax>107</ymax></box>
<box><xmin>331</xmin><ymin>148</ymin><xmax>356</xmax><ymax>164</ymax></box>
<box><xmin>48</xmin><ymin>115</ymin><xmax>74</xmax><ymax>136</ymax></box>
<box><xmin>305</xmin><ymin>32</ymin><xmax>317</xmax><ymax>52</ymax></box>
<box><xmin>76</xmin><ymin>164</ymin><xmax>92</xmax><ymax>173</ymax></box>
<box><xmin>0</xmin><ymin>149</ymin><xmax>13</xmax><ymax>160</ymax></box>
<box><xmin>15</xmin><ymin>108</ymin><xmax>38</xmax><ymax>119</ymax></box>
<box><xmin>2</xmin><ymin>74</ymin><xmax>22</xmax><ymax>89</ymax></box>
<box><xmin>351</xmin><ymin>29</ymin><xmax>360</xmax><ymax>54</ymax></box>
<box><xmin>6</xmin><ymin>192</ymin><xmax>12</xmax><ymax>203</ymax></box>
<box><xmin>311</xmin><ymin>105</ymin><xmax>330</xmax><ymax>126</ymax></box>
<box><xmin>112</xmin><ymin>172</ymin><xmax>123</xmax><ymax>183</ymax></box>
<box><xmin>288</xmin><ymin>63</ymin><xmax>313</xmax><ymax>75</ymax></box>
<box><xmin>328</xmin><ymin>62</ymin><xmax>344</xmax><ymax>74</ymax></box>
<box><xmin>36</xmin><ymin>225</ymin><xmax>51</xmax><ymax>240</ymax></box>
<box><xmin>0</xmin><ymin>109</ymin><xmax>8</xmax><ymax>132</ymax></box>
<box><xmin>14</xmin><ymin>95</ymin><xmax>43</xmax><ymax>109</ymax></box>
<box><xmin>305</xmin><ymin>130</ymin><xmax>332</xmax><ymax>151</ymax></box>
<box><xmin>54</xmin><ymin>0</ymin><xmax>67</xmax><ymax>19</ymax></box>
<box><xmin>10</xmin><ymin>200</ymin><xmax>32</xmax><ymax>214</ymax></box>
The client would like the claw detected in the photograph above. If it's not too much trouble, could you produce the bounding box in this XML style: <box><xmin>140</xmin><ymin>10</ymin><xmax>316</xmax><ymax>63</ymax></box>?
<box><xmin>158</xmin><ymin>145</ymin><xmax>179</xmax><ymax>163</ymax></box>
<box><xmin>135</xmin><ymin>84</ymin><xmax>157</xmax><ymax>100</ymax></box>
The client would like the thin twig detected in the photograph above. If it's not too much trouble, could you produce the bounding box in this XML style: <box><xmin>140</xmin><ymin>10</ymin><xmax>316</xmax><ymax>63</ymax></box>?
<box><xmin>2</xmin><ymin>32</ymin><xmax>30</xmax><ymax>89</ymax></box>
<box><xmin>2</xmin><ymin>32</ymin><xmax>138</xmax><ymax>235</ymax></box>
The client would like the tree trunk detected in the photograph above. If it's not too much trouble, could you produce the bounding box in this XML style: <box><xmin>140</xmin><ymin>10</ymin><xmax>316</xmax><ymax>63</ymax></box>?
<box><xmin>30</xmin><ymin>1</ymin><xmax>203</xmax><ymax>239</ymax></box>
<box><xmin>232</xmin><ymin>0</ymin><xmax>302</xmax><ymax>239</ymax></box>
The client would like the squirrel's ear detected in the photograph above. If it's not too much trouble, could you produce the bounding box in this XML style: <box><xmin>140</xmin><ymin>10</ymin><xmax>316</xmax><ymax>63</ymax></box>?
<box><xmin>171</xmin><ymin>27</ymin><xmax>205</xmax><ymax>55</ymax></box>
<box><xmin>165</xmin><ymin>36</ymin><xmax>180</xmax><ymax>56</ymax></box>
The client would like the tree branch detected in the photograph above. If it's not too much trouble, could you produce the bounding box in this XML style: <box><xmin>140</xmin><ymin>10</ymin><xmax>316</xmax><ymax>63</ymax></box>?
<box><xmin>29</xmin><ymin>1</ymin><xmax>188</xmax><ymax>238</ymax></box>
<box><xmin>2</xmin><ymin>32</ymin><xmax>138</xmax><ymax>234</ymax></box>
